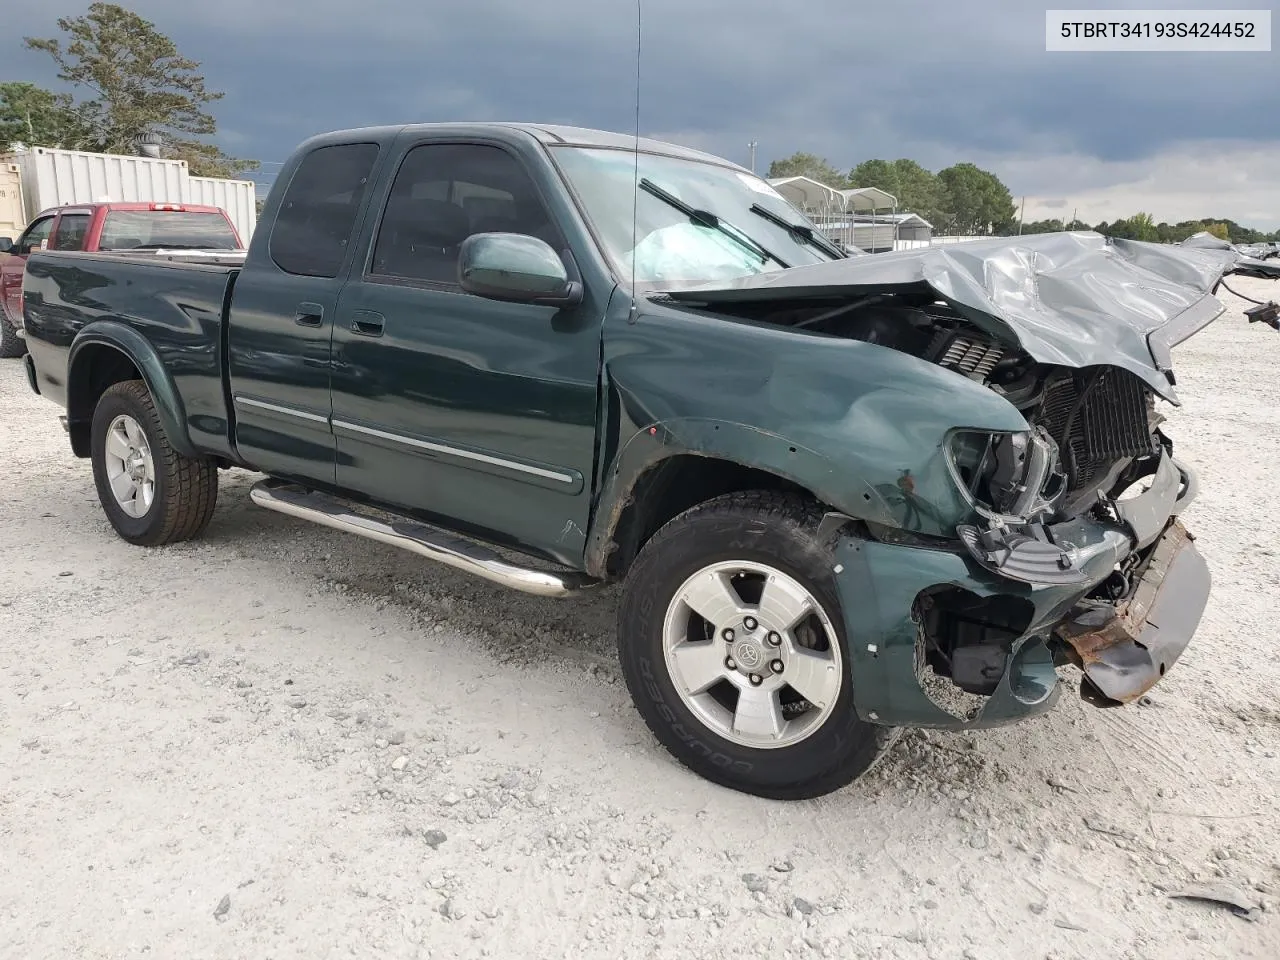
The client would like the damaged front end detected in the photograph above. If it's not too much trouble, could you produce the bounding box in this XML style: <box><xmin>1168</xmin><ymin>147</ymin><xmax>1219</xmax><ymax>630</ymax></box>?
<box><xmin>661</xmin><ymin>231</ymin><xmax>1279</xmax><ymax>726</ymax></box>
<box><xmin>1056</xmin><ymin>520</ymin><xmax>1209</xmax><ymax>706</ymax></box>
<box><xmin>826</xmin><ymin>400</ymin><xmax>1210</xmax><ymax>728</ymax></box>
<box><xmin>942</xmin><ymin>360</ymin><xmax>1206</xmax><ymax>708</ymax></box>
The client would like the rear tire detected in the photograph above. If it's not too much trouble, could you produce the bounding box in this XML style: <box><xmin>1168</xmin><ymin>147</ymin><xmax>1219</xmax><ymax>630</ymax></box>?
<box><xmin>617</xmin><ymin>490</ymin><xmax>899</xmax><ymax>800</ymax></box>
<box><xmin>0</xmin><ymin>306</ymin><xmax>26</xmax><ymax>358</ymax></box>
<box><xmin>90</xmin><ymin>380</ymin><xmax>219</xmax><ymax>546</ymax></box>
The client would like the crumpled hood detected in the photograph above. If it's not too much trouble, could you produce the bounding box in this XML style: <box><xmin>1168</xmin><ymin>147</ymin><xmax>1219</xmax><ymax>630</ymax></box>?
<box><xmin>666</xmin><ymin>231</ymin><xmax>1280</xmax><ymax>402</ymax></box>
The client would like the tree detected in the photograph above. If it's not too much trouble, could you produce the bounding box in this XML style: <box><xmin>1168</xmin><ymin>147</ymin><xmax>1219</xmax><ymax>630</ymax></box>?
<box><xmin>1019</xmin><ymin>218</ymin><xmax>1066</xmax><ymax>236</ymax></box>
<box><xmin>766</xmin><ymin>152</ymin><xmax>848</xmax><ymax>189</ymax></box>
<box><xmin>1126</xmin><ymin>211</ymin><xmax>1158</xmax><ymax>241</ymax></box>
<box><xmin>24</xmin><ymin>2</ymin><xmax>257</xmax><ymax>177</ymax></box>
<box><xmin>849</xmin><ymin>158</ymin><xmax>949</xmax><ymax>227</ymax></box>
<box><xmin>936</xmin><ymin>163</ymin><xmax>1016</xmax><ymax>235</ymax></box>
<box><xmin>0</xmin><ymin>82</ymin><xmax>89</xmax><ymax>149</ymax></box>
<box><xmin>1203</xmin><ymin>221</ymin><xmax>1230</xmax><ymax>240</ymax></box>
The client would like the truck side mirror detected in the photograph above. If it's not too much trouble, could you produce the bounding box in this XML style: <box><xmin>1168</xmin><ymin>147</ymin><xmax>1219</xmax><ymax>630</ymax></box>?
<box><xmin>458</xmin><ymin>233</ymin><xmax>583</xmax><ymax>309</ymax></box>
<box><xmin>0</xmin><ymin>238</ymin><xmax>12</xmax><ymax>254</ymax></box>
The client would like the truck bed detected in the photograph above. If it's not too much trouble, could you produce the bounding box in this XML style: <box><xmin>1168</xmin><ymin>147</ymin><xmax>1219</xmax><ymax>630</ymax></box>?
<box><xmin>22</xmin><ymin>250</ymin><xmax>241</xmax><ymax>459</ymax></box>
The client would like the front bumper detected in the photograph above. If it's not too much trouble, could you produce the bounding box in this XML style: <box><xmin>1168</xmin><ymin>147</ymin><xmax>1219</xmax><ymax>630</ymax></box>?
<box><xmin>830</xmin><ymin>451</ymin><xmax>1209</xmax><ymax>730</ymax></box>
<box><xmin>1056</xmin><ymin>520</ymin><xmax>1209</xmax><ymax>706</ymax></box>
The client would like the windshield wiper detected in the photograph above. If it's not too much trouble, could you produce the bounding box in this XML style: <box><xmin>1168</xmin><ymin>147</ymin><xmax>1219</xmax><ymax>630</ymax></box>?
<box><xmin>749</xmin><ymin>203</ymin><xmax>846</xmax><ymax>260</ymax></box>
<box><xmin>638</xmin><ymin>178</ymin><xmax>789</xmax><ymax>269</ymax></box>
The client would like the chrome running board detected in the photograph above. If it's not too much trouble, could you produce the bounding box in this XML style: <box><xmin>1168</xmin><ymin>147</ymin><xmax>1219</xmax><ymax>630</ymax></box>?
<box><xmin>249</xmin><ymin>480</ymin><xmax>598</xmax><ymax>598</ymax></box>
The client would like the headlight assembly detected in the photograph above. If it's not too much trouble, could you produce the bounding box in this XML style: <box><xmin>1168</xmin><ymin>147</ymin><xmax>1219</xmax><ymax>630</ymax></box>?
<box><xmin>946</xmin><ymin>428</ymin><xmax>1065</xmax><ymax>521</ymax></box>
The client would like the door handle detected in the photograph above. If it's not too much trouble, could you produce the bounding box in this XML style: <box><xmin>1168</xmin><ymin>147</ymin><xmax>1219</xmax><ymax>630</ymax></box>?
<box><xmin>350</xmin><ymin>310</ymin><xmax>385</xmax><ymax>337</ymax></box>
<box><xmin>295</xmin><ymin>302</ymin><xmax>324</xmax><ymax>327</ymax></box>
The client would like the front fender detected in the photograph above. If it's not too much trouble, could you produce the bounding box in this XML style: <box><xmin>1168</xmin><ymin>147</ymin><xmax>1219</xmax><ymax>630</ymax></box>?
<box><xmin>68</xmin><ymin>320</ymin><xmax>195</xmax><ymax>458</ymax></box>
<box><xmin>585</xmin><ymin>416</ymin><xmax>904</xmax><ymax>577</ymax></box>
<box><xmin>606</xmin><ymin>415</ymin><xmax>900</xmax><ymax>522</ymax></box>
<box><xmin>595</xmin><ymin>304</ymin><xmax>1032</xmax><ymax>545</ymax></box>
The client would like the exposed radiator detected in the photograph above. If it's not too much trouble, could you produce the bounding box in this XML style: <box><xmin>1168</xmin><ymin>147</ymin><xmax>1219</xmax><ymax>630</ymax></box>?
<box><xmin>1037</xmin><ymin>368</ymin><xmax>1154</xmax><ymax>491</ymax></box>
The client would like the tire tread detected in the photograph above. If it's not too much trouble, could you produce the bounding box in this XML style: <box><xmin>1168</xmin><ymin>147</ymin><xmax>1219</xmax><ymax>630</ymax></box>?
<box><xmin>94</xmin><ymin>380</ymin><xmax>218</xmax><ymax>546</ymax></box>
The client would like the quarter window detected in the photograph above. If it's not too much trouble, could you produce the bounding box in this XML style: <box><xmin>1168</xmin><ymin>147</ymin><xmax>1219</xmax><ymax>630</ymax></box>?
<box><xmin>370</xmin><ymin>143</ymin><xmax>563</xmax><ymax>285</ymax></box>
<box><xmin>270</xmin><ymin>142</ymin><xmax>379</xmax><ymax>278</ymax></box>
<box><xmin>51</xmin><ymin>214</ymin><xmax>91</xmax><ymax>251</ymax></box>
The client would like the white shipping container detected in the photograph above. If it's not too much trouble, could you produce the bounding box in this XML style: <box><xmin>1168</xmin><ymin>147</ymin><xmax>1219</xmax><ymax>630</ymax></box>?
<box><xmin>184</xmin><ymin>175</ymin><xmax>257</xmax><ymax>244</ymax></box>
<box><xmin>0</xmin><ymin>163</ymin><xmax>25</xmax><ymax>239</ymax></box>
<box><xmin>2</xmin><ymin>145</ymin><xmax>257</xmax><ymax>247</ymax></box>
<box><xmin>12</xmin><ymin>146</ymin><xmax>187</xmax><ymax>220</ymax></box>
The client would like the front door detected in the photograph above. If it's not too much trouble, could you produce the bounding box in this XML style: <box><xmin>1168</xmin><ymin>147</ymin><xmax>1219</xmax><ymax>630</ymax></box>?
<box><xmin>329</xmin><ymin>139</ymin><xmax>606</xmax><ymax>564</ymax></box>
<box><xmin>226</xmin><ymin>141</ymin><xmax>383</xmax><ymax>484</ymax></box>
<box><xmin>1</xmin><ymin>215</ymin><xmax>55</xmax><ymax>325</ymax></box>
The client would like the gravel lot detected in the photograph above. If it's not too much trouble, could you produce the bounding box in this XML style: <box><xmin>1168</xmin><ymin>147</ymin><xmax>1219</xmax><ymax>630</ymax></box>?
<box><xmin>3</xmin><ymin>277</ymin><xmax>1279</xmax><ymax>960</ymax></box>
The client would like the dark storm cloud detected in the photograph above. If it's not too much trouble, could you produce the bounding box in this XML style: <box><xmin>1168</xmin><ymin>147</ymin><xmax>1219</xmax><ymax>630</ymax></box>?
<box><xmin>3</xmin><ymin>0</ymin><xmax>1278</xmax><ymax>220</ymax></box>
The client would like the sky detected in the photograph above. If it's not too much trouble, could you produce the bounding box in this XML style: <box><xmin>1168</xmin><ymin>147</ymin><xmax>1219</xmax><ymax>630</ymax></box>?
<box><xmin>3</xmin><ymin>0</ymin><xmax>1279</xmax><ymax>229</ymax></box>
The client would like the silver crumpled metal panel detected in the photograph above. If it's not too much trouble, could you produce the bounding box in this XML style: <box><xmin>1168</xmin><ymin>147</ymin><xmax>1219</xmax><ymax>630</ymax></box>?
<box><xmin>668</xmin><ymin>231</ymin><xmax>1280</xmax><ymax>402</ymax></box>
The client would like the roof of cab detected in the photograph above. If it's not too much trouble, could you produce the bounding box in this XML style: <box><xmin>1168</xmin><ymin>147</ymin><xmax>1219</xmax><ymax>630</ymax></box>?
<box><xmin>303</xmin><ymin>122</ymin><xmax>752</xmax><ymax>174</ymax></box>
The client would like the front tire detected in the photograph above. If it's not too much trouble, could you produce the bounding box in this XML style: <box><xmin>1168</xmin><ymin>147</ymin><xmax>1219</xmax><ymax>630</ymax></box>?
<box><xmin>90</xmin><ymin>380</ymin><xmax>219</xmax><ymax>546</ymax></box>
<box><xmin>617</xmin><ymin>491</ymin><xmax>899</xmax><ymax>800</ymax></box>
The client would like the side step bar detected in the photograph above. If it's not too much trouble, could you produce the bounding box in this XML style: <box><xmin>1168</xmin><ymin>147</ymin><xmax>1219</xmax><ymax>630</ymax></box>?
<box><xmin>249</xmin><ymin>480</ymin><xmax>599</xmax><ymax>598</ymax></box>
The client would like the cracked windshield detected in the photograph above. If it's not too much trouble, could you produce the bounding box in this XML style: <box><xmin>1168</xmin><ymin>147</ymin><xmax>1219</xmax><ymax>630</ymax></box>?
<box><xmin>553</xmin><ymin>146</ymin><xmax>834</xmax><ymax>287</ymax></box>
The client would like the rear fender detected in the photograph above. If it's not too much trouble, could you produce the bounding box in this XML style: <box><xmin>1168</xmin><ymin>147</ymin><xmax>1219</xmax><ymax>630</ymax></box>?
<box><xmin>67</xmin><ymin>320</ymin><xmax>194</xmax><ymax>458</ymax></box>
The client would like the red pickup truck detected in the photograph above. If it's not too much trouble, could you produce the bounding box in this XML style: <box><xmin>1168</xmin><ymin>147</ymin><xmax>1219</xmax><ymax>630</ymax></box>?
<box><xmin>0</xmin><ymin>201</ymin><xmax>243</xmax><ymax>357</ymax></box>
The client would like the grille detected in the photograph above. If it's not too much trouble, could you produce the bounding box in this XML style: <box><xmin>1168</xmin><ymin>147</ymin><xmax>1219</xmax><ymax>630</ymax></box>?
<box><xmin>1036</xmin><ymin>368</ymin><xmax>1153</xmax><ymax>491</ymax></box>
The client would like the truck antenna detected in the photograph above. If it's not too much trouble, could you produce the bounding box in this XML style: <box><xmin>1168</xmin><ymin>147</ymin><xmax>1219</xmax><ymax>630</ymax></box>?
<box><xmin>628</xmin><ymin>0</ymin><xmax>641</xmax><ymax>322</ymax></box>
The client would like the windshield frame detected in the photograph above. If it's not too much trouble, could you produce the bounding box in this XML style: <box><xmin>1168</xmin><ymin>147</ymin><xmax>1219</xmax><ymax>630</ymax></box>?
<box><xmin>545</xmin><ymin>143</ymin><xmax>830</xmax><ymax>294</ymax></box>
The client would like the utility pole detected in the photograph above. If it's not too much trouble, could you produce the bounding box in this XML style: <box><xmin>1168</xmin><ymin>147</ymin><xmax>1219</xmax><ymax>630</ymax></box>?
<box><xmin>1017</xmin><ymin>195</ymin><xmax>1026</xmax><ymax>235</ymax></box>
<box><xmin>747</xmin><ymin>140</ymin><xmax>758</xmax><ymax>173</ymax></box>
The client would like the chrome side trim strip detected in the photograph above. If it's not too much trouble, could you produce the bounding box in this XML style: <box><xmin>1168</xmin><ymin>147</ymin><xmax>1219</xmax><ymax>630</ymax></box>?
<box><xmin>234</xmin><ymin>395</ymin><xmax>329</xmax><ymax>424</ymax></box>
<box><xmin>331</xmin><ymin>418</ymin><xmax>575</xmax><ymax>484</ymax></box>
<box><xmin>249</xmin><ymin>480</ymin><xmax>598</xmax><ymax>597</ymax></box>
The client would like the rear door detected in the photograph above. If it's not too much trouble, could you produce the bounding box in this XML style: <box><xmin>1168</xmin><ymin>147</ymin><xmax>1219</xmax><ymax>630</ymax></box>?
<box><xmin>328</xmin><ymin>136</ymin><xmax>607</xmax><ymax>563</ymax></box>
<box><xmin>226</xmin><ymin>141</ymin><xmax>383</xmax><ymax>484</ymax></box>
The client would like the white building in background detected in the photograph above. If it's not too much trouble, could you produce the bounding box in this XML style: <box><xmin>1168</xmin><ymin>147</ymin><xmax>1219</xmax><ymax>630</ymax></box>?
<box><xmin>767</xmin><ymin>175</ymin><xmax>933</xmax><ymax>252</ymax></box>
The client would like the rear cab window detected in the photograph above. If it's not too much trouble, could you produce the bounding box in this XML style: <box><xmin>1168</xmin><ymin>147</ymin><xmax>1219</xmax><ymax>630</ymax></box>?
<box><xmin>270</xmin><ymin>142</ymin><xmax>380</xmax><ymax>278</ymax></box>
<box><xmin>99</xmin><ymin>210</ymin><xmax>240</xmax><ymax>251</ymax></box>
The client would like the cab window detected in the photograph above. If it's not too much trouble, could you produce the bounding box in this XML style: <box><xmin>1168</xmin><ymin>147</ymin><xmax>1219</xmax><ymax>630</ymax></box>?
<box><xmin>369</xmin><ymin>143</ymin><xmax>563</xmax><ymax>286</ymax></box>
<box><xmin>51</xmin><ymin>213</ymin><xmax>92</xmax><ymax>251</ymax></box>
<box><xmin>17</xmin><ymin>216</ymin><xmax>55</xmax><ymax>254</ymax></box>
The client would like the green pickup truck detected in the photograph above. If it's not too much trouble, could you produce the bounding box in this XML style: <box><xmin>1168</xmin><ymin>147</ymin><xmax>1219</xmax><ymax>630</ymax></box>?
<box><xmin>18</xmin><ymin>123</ymin><xmax>1280</xmax><ymax>798</ymax></box>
